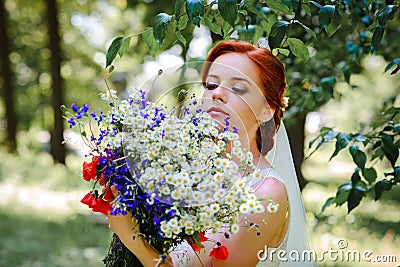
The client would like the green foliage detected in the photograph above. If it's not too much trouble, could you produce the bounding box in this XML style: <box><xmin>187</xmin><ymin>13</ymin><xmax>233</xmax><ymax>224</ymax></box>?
<box><xmin>385</xmin><ymin>58</ymin><xmax>400</xmax><ymax>75</ymax></box>
<box><xmin>310</xmin><ymin>107</ymin><xmax>400</xmax><ymax>213</ymax></box>
<box><xmin>218</xmin><ymin>0</ymin><xmax>239</xmax><ymax>27</ymax></box>
<box><xmin>287</xmin><ymin>37</ymin><xmax>309</xmax><ymax>62</ymax></box>
<box><xmin>153</xmin><ymin>13</ymin><xmax>173</xmax><ymax>45</ymax></box>
<box><xmin>106</xmin><ymin>37</ymin><xmax>124</xmax><ymax>68</ymax></box>
<box><xmin>186</xmin><ymin>0</ymin><xmax>205</xmax><ymax>27</ymax></box>
<box><xmin>95</xmin><ymin>0</ymin><xmax>397</xmax><ymax>214</ymax></box>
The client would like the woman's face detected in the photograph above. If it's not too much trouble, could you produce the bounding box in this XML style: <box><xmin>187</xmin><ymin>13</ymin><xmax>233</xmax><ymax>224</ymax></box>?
<box><xmin>202</xmin><ymin>53</ymin><xmax>273</xmax><ymax>143</ymax></box>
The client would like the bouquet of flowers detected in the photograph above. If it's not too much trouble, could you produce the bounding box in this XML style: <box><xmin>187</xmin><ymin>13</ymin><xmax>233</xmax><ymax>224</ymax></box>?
<box><xmin>66</xmin><ymin>84</ymin><xmax>278</xmax><ymax>266</ymax></box>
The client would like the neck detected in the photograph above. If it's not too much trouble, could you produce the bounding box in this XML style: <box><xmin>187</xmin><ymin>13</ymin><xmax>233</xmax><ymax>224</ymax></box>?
<box><xmin>251</xmin><ymin>148</ymin><xmax>272</xmax><ymax>170</ymax></box>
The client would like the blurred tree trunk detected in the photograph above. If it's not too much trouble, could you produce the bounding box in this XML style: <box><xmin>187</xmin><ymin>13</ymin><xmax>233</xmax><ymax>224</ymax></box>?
<box><xmin>46</xmin><ymin>0</ymin><xmax>65</xmax><ymax>164</ymax></box>
<box><xmin>0</xmin><ymin>0</ymin><xmax>17</xmax><ymax>152</ymax></box>
<box><xmin>286</xmin><ymin>113</ymin><xmax>307</xmax><ymax>191</ymax></box>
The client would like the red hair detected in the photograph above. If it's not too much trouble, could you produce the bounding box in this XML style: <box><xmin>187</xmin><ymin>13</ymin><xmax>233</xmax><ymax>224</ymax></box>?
<box><xmin>201</xmin><ymin>40</ymin><xmax>287</xmax><ymax>154</ymax></box>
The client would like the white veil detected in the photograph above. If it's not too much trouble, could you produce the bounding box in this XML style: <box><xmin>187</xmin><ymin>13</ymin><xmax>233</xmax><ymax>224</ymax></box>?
<box><xmin>266</xmin><ymin>122</ymin><xmax>315</xmax><ymax>266</ymax></box>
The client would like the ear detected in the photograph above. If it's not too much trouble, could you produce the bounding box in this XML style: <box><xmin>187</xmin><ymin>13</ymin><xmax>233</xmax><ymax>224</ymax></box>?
<box><xmin>260</xmin><ymin>106</ymin><xmax>275</xmax><ymax>122</ymax></box>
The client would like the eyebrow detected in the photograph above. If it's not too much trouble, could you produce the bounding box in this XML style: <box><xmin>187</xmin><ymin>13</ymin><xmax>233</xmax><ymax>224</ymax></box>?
<box><xmin>206</xmin><ymin>74</ymin><xmax>253</xmax><ymax>86</ymax></box>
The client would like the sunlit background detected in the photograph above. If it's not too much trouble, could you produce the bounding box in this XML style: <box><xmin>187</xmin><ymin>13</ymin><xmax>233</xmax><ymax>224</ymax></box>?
<box><xmin>0</xmin><ymin>0</ymin><xmax>399</xmax><ymax>266</ymax></box>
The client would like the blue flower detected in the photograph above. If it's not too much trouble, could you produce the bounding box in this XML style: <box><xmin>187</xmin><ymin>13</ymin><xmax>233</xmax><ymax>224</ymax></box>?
<box><xmin>82</xmin><ymin>104</ymin><xmax>90</xmax><ymax>113</ymax></box>
<box><xmin>67</xmin><ymin>118</ymin><xmax>76</xmax><ymax>128</ymax></box>
<box><xmin>71</xmin><ymin>103</ymin><xmax>79</xmax><ymax>112</ymax></box>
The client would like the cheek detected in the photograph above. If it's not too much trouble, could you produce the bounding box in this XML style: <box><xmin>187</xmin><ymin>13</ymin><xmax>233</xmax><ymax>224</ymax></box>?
<box><xmin>234</xmin><ymin>98</ymin><xmax>259</xmax><ymax>120</ymax></box>
<box><xmin>230</xmin><ymin>103</ymin><xmax>258</xmax><ymax>129</ymax></box>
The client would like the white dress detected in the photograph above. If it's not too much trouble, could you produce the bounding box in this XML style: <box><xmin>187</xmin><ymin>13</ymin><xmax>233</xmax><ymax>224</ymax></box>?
<box><xmin>170</xmin><ymin>168</ymin><xmax>289</xmax><ymax>267</ymax></box>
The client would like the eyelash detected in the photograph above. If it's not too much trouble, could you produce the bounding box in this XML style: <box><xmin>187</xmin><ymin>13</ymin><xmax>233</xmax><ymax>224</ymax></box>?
<box><xmin>205</xmin><ymin>83</ymin><xmax>247</xmax><ymax>95</ymax></box>
<box><xmin>205</xmin><ymin>83</ymin><xmax>218</xmax><ymax>90</ymax></box>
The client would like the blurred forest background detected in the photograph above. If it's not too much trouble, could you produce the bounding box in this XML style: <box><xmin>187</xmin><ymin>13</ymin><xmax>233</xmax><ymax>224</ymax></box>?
<box><xmin>0</xmin><ymin>0</ymin><xmax>399</xmax><ymax>266</ymax></box>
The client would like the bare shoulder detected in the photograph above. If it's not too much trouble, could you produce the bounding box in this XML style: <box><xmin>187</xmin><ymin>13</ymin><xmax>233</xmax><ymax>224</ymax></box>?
<box><xmin>254</xmin><ymin>176</ymin><xmax>288</xmax><ymax>204</ymax></box>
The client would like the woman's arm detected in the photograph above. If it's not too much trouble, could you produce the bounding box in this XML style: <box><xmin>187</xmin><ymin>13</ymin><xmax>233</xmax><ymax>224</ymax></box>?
<box><xmin>106</xmin><ymin>212</ymin><xmax>174</xmax><ymax>267</ymax></box>
<box><xmin>106</xmin><ymin>186</ymin><xmax>174</xmax><ymax>267</ymax></box>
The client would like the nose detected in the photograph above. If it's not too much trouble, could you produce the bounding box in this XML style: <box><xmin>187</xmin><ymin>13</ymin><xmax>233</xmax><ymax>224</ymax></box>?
<box><xmin>210</xmin><ymin>85</ymin><xmax>228</xmax><ymax>104</ymax></box>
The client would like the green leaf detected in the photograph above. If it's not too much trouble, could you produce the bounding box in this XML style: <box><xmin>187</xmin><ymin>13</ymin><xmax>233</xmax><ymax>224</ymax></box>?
<box><xmin>318</xmin><ymin>5</ymin><xmax>335</xmax><ymax>28</ymax></box>
<box><xmin>142</xmin><ymin>28</ymin><xmax>160</xmax><ymax>57</ymax></box>
<box><xmin>349</xmin><ymin>145</ymin><xmax>367</xmax><ymax>169</ymax></box>
<box><xmin>298</xmin><ymin>22</ymin><xmax>317</xmax><ymax>39</ymax></box>
<box><xmin>323</xmin><ymin>129</ymin><xmax>339</xmax><ymax>141</ymax></box>
<box><xmin>330</xmin><ymin>133</ymin><xmax>350</xmax><ymax>160</ymax></box>
<box><xmin>309</xmin><ymin>1</ymin><xmax>322</xmax><ymax>9</ymax></box>
<box><xmin>245</xmin><ymin>3</ymin><xmax>269</xmax><ymax>21</ymax></box>
<box><xmin>384</xmin><ymin>58</ymin><xmax>400</xmax><ymax>75</ymax></box>
<box><xmin>268</xmin><ymin>21</ymin><xmax>289</xmax><ymax>49</ymax></box>
<box><xmin>394</xmin><ymin>166</ymin><xmax>400</xmax><ymax>182</ymax></box>
<box><xmin>153</xmin><ymin>13</ymin><xmax>172</xmax><ymax>45</ymax></box>
<box><xmin>239</xmin><ymin>0</ymin><xmax>245</xmax><ymax>10</ymax></box>
<box><xmin>222</xmin><ymin>20</ymin><xmax>233</xmax><ymax>38</ymax></box>
<box><xmin>287</xmin><ymin>38</ymin><xmax>309</xmax><ymax>62</ymax></box>
<box><xmin>351</xmin><ymin>169</ymin><xmax>361</xmax><ymax>186</ymax></box>
<box><xmin>193</xmin><ymin>233</ymin><xmax>205</xmax><ymax>249</ymax></box>
<box><xmin>178</xmin><ymin>14</ymin><xmax>189</xmax><ymax>30</ymax></box>
<box><xmin>253</xmin><ymin>25</ymin><xmax>266</xmax><ymax>43</ymax></box>
<box><xmin>377</xmin><ymin>5</ymin><xmax>395</xmax><ymax>26</ymax></box>
<box><xmin>118</xmin><ymin>37</ymin><xmax>131</xmax><ymax>58</ymax></box>
<box><xmin>175</xmin><ymin>30</ymin><xmax>186</xmax><ymax>45</ymax></box>
<box><xmin>106</xmin><ymin>37</ymin><xmax>124</xmax><ymax>68</ymax></box>
<box><xmin>264</xmin><ymin>0</ymin><xmax>291</xmax><ymax>15</ymax></box>
<box><xmin>354</xmin><ymin>134</ymin><xmax>367</xmax><ymax>143</ymax></box>
<box><xmin>362</xmin><ymin>167</ymin><xmax>377</xmax><ymax>184</ymax></box>
<box><xmin>395</xmin><ymin>124</ymin><xmax>400</xmax><ymax>134</ymax></box>
<box><xmin>325</xmin><ymin>9</ymin><xmax>341</xmax><ymax>36</ymax></box>
<box><xmin>374</xmin><ymin>179</ymin><xmax>392</xmax><ymax>200</ymax></box>
<box><xmin>320</xmin><ymin>197</ymin><xmax>335</xmax><ymax>214</ymax></box>
<box><xmin>334</xmin><ymin>182</ymin><xmax>352</xmax><ymax>206</ymax></box>
<box><xmin>174</xmin><ymin>0</ymin><xmax>185</xmax><ymax>21</ymax></box>
<box><xmin>371</xmin><ymin>25</ymin><xmax>385</xmax><ymax>53</ymax></box>
<box><xmin>218</xmin><ymin>0</ymin><xmax>238</xmax><ymax>28</ymax></box>
<box><xmin>260</xmin><ymin>19</ymin><xmax>274</xmax><ymax>36</ymax></box>
<box><xmin>320</xmin><ymin>76</ymin><xmax>335</xmax><ymax>96</ymax></box>
<box><xmin>186</xmin><ymin>0</ymin><xmax>204</xmax><ymax>27</ymax></box>
<box><xmin>203</xmin><ymin>16</ymin><xmax>222</xmax><ymax>35</ymax></box>
<box><xmin>381</xmin><ymin>133</ymin><xmax>399</xmax><ymax>167</ymax></box>
<box><xmin>347</xmin><ymin>186</ymin><xmax>366</xmax><ymax>213</ymax></box>
<box><xmin>275</xmin><ymin>48</ymin><xmax>290</xmax><ymax>56</ymax></box>
<box><xmin>366</xmin><ymin>19</ymin><xmax>379</xmax><ymax>31</ymax></box>
<box><xmin>302</xmin><ymin>3</ymin><xmax>311</xmax><ymax>16</ymax></box>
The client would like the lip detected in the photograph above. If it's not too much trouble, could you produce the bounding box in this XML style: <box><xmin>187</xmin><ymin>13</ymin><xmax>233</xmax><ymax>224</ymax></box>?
<box><xmin>207</xmin><ymin>106</ymin><xmax>229</xmax><ymax>116</ymax></box>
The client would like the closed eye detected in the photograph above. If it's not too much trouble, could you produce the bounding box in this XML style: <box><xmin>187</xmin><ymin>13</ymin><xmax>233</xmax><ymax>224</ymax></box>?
<box><xmin>231</xmin><ymin>87</ymin><xmax>247</xmax><ymax>95</ymax></box>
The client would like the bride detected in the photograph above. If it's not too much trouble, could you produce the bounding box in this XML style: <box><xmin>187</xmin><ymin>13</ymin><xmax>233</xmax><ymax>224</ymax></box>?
<box><xmin>107</xmin><ymin>40</ymin><xmax>313</xmax><ymax>267</ymax></box>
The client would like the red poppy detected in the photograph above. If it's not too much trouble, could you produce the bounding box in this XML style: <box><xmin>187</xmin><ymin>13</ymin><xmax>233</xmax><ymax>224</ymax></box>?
<box><xmin>190</xmin><ymin>241</ymin><xmax>202</xmax><ymax>252</ymax></box>
<box><xmin>91</xmin><ymin>198</ymin><xmax>111</xmax><ymax>215</ymax></box>
<box><xmin>199</xmin><ymin>232</ymin><xmax>208</xmax><ymax>242</ymax></box>
<box><xmin>82</xmin><ymin>156</ymin><xmax>99</xmax><ymax>182</ymax></box>
<box><xmin>80</xmin><ymin>192</ymin><xmax>111</xmax><ymax>215</ymax></box>
<box><xmin>102</xmin><ymin>185</ymin><xmax>115</xmax><ymax>203</ymax></box>
<box><xmin>209</xmin><ymin>243</ymin><xmax>229</xmax><ymax>260</ymax></box>
<box><xmin>98</xmin><ymin>173</ymin><xmax>106</xmax><ymax>186</ymax></box>
<box><xmin>187</xmin><ymin>232</ymin><xmax>208</xmax><ymax>252</ymax></box>
<box><xmin>80</xmin><ymin>192</ymin><xmax>97</xmax><ymax>208</ymax></box>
